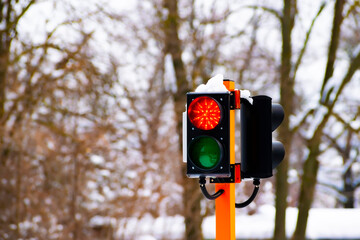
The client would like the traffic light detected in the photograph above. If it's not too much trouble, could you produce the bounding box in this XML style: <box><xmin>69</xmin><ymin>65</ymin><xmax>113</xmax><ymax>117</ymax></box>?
<box><xmin>185</xmin><ymin>92</ymin><xmax>231</xmax><ymax>178</ymax></box>
<box><xmin>240</xmin><ymin>95</ymin><xmax>285</xmax><ymax>179</ymax></box>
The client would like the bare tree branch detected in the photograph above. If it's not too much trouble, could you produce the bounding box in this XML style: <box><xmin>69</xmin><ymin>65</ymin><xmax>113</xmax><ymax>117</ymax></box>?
<box><xmin>245</xmin><ymin>5</ymin><xmax>282</xmax><ymax>20</ymax></box>
<box><xmin>320</xmin><ymin>0</ymin><xmax>346</xmax><ymax>101</ymax></box>
<box><xmin>293</xmin><ymin>2</ymin><xmax>326</xmax><ymax>80</ymax></box>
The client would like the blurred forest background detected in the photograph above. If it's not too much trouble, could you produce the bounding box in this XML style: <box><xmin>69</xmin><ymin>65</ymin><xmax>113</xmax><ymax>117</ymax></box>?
<box><xmin>0</xmin><ymin>0</ymin><xmax>359</xmax><ymax>239</ymax></box>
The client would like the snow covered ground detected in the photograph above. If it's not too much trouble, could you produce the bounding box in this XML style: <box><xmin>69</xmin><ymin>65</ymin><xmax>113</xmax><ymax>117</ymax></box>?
<box><xmin>115</xmin><ymin>205</ymin><xmax>360</xmax><ymax>239</ymax></box>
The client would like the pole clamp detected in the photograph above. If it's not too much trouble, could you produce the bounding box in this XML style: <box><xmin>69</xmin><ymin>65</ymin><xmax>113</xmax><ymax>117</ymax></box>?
<box><xmin>230</xmin><ymin>90</ymin><xmax>241</xmax><ymax>110</ymax></box>
<box><xmin>210</xmin><ymin>163</ymin><xmax>241</xmax><ymax>184</ymax></box>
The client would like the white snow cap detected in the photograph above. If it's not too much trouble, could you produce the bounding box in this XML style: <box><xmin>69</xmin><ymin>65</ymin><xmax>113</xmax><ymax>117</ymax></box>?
<box><xmin>195</xmin><ymin>74</ymin><xmax>228</xmax><ymax>93</ymax></box>
<box><xmin>240</xmin><ymin>89</ymin><xmax>253</xmax><ymax>104</ymax></box>
<box><xmin>194</xmin><ymin>74</ymin><xmax>253</xmax><ymax>104</ymax></box>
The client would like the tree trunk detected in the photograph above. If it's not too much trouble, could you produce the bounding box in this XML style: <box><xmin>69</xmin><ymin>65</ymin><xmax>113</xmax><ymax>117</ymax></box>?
<box><xmin>325</xmin><ymin>129</ymin><xmax>355</xmax><ymax>208</ymax></box>
<box><xmin>341</xmin><ymin>130</ymin><xmax>354</xmax><ymax>208</ymax></box>
<box><xmin>71</xmin><ymin>153</ymin><xmax>79</xmax><ymax>240</ymax></box>
<box><xmin>162</xmin><ymin>1</ymin><xmax>202</xmax><ymax>239</ymax></box>
<box><xmin>0</xmin><ymin>50</ymin><xmax>7</xmax><ymax>120</ymax></box>
<box><xmin>343</xmin><ymin>168</ymin><xmax>354</xmax><ymax>208</ymax></box>
<box><xmin>292</xmin><ymin>144</ymin><xmax>320</xmax><ymax>240</ymax></box>
<box><xmin>0</xmin><ymin>3</ymin><xmax>11</xmax><ymax>153</ymax></box>
<box><xmin>15</xmin><ymin>155</ymin><xmax>22</xmax><ymax>238</ymax></box>
<box><xmin>0</xmin><ymin>16</ymin><xmax>9</xmax><ymax>120</ymax></box>
<box><xmin>292</xmin><ymin>1</ymin><xmax>346</xmax><ymax>239</ymax></box>
<box><xmin>274</xmin><ymin>0</ymin><xmax>296</xmax><ymax>239</ymax></box>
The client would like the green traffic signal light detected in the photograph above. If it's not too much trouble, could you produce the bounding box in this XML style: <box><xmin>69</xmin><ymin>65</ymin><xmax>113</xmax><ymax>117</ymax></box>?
<box><xmin>188</xmin><ymin>136</ymin><xmax>222</xmax><ymax>169</ymax></box>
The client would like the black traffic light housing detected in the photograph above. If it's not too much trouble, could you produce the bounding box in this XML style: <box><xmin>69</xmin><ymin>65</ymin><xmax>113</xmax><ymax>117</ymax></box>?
<box><xmin>186</xmin><ymin>92</ymin><xmax>231</xmax><ymax>178</ymax></box>
<box><xmin>240</xmin><ymin>95</ymin><xmax>285</xmax><ymax>179</ymax></box>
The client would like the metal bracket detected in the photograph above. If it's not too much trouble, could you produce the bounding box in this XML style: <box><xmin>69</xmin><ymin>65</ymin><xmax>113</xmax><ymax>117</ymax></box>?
<box><xmin>210</xmin><ymin>163</ymin><xmax>241</xmax><ymax>183</ymax></box>
<box><xmin>229</xmin><ymin>90</ymin><xmax>241</xmax><ymax>110</ymax></box>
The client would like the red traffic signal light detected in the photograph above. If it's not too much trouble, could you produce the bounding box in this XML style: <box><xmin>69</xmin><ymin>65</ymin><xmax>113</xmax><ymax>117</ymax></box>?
<box><xmin>188</xmin><ymin>96</ymin><xmax>221</xmax><ymax>130</ymax></box>
<box><xmin>186</xmin><ymin>93</ymin><xmax>231</xmax><ymax>178</ymax></box>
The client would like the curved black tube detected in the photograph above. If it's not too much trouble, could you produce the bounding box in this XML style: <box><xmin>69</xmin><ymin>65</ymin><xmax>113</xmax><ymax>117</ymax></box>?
<box><xmin>199</xmin><ymin>177</ymin><xmax>224</xmax><ymax>200</ymax></box>
<box><xmin>235</xmin><ymin>179</ymin><xmax>260</xmax><ymax>208</ymax></box>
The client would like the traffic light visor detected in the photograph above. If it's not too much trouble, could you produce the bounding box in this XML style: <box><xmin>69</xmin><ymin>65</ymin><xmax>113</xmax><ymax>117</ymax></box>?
<box><xmin>188</xmin><ymin>136</ymin><xmax>222</xmax><ymax>169</ymax></box>
<box><xmin>188</xmin><ymin>96</ymin><xmax>221</xmax><ymax>130</ymax></box>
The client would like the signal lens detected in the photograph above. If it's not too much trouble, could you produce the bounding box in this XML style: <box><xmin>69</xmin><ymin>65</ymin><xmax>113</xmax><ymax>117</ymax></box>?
<box><xmin>188</xmin><ymin>136</ymin><xmax>221</xmax><ymax>169</ymax></box>
<box><xmin>188</xmin><ymin>96</ymin><xmax>221</xmax><ymax>130</ymax></box>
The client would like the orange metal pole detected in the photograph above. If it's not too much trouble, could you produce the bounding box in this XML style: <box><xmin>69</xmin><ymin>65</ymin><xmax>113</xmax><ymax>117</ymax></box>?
<box><xmin>215</xmin><ymin>80</ymin><xmax>236</xmax><ymax>240</ymax></box>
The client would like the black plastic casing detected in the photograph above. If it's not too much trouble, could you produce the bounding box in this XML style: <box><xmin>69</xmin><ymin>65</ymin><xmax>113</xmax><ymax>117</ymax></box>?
<box><xmin>240</xmin><ymin>95</ymin><xmax>285</xmax><ymax>179</ymax></box>
<box><xmin>186</xmin><ymin>92</ymin><xmax>231</xmax><ymax>178</ymax></box>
